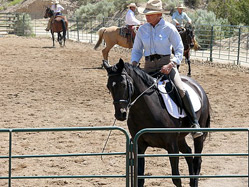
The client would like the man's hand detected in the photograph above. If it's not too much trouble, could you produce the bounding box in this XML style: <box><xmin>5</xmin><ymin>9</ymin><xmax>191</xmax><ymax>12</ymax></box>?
<box><xmin>160</xmin><ymin>62</ymin><xmax>175</xmax><ymax>75</ymax></box>
<box><xmin>132</xmin><ymin>61</ymin><xmax>138</xmax><ymax>67</ymax></box>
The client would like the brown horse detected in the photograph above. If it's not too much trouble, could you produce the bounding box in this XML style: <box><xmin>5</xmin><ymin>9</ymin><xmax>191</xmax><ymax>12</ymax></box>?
<box><xmin>44</xmin><ymin>7</ymin><xmax>68</xmax><ymax>47</ymax></box>
<box><xmin>94</xmin><ymin>26</ymin><xmax>135</xmax><ymax>60</ymax></box>
<box><xmin>174</xmin><ymin>24</ymin><xmax>200</xmax><ymax>76</ymax></box>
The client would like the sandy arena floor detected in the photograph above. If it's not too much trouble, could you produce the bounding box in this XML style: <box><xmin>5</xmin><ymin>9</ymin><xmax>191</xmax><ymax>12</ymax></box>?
<box><xmin>0</xmin><ymin>36</ymin><xmax>248</xmax><ymax>187</ymax></box>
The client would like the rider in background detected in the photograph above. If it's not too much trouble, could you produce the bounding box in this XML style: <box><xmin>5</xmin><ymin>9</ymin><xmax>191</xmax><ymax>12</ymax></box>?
<box><xmin>125</xmin><ymin>3</ymin><xmax>141</xmax><ymax>26</ymax></box>
<box><xmin>172</xmin><ymin>3</ymin><xmax>191</xmax><ymax>31</ymax></box>
<box><xmin>131</xmin><ymin>0</ymin><xmax>202</xmax><ymax>139</ymax></box>
<box><xmin>45</xmin><ymin>0</ymin><xmax>64</xmax><ymax>31</ymax></box>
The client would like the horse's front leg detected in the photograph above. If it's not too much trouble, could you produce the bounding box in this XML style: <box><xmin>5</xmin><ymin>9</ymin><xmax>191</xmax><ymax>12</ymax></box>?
<box><xmin>167</xmin><ymin>138</ymin><xmax>182</xmax><ymax>187</ymax></box>
<box><xmin>51</xmin><ymin>31</ymin><xmax>55</xmax><ymax>47</ymax></box>
<box><xmin>134</xmin><ymin>143</ymin><xmax>147</xmax><ymax>187</ymax></box>
<box><xmin>186</xmin><ymin>51</ymin><xmax>191</xmax><ymax>76</ymax></box>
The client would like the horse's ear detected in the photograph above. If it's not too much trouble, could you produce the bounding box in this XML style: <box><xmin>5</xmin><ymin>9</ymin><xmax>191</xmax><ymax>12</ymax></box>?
<box><xmin>117</xmin><ymin>58</ymin><xmax>124</xmax><ymax>69</ymax></box>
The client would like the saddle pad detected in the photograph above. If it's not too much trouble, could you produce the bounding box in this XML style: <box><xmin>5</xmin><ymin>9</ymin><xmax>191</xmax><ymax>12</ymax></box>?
<box><xmin>158</xmin><ymin>81</ymin><xmax>201</xmax><ymax>119</ymax></box>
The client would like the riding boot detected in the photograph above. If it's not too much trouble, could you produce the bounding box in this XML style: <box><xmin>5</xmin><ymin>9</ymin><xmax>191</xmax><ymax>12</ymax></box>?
<box><xmin>182</xmin><ymin>91</ymin><xmax>203</xmax><ymax>139</ymax></box>
<box><xmin>45</xmin><ymin>18</ymin><xmax>52</xmax><ymax>31</ymax></box>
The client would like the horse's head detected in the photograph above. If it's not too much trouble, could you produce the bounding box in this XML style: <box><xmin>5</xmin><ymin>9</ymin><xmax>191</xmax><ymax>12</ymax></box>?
<box><xmin>44</xmin><ymin>7</ymin><xmax>54</xmax><ymax>18</ymax></box>
<box><xmin>185</xmin><ymin>24</ymin><xmax>195</xmax><ymax>48</ymax></box>
<box><xmin>104</xmin><ymin>59</ymin><xmax>134</xmax><ymax>121</ymax></box>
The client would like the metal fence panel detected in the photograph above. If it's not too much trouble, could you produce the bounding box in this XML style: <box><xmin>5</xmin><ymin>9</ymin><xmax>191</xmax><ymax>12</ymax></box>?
<box><xmin>0</xmin><ymin>127</ymin><xmax>131</xmax><ymax>187</ymax></box>
<box><xmin>1</xmin><ymin>13</ymin><xmax>248</xmax><ymax>66</ymax></box>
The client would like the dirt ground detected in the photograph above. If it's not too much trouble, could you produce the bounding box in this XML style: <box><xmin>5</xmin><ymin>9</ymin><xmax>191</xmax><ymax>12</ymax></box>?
<box><xmin>0</xmin><ymin>36</ymin><xmax>248</xmax><ymax>187</ymax></box>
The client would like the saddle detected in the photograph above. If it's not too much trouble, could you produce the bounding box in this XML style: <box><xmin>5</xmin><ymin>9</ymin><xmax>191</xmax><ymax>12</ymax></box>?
<box><xmin>52</xmin><ymin>15</ymin><xmax>68</xmax><ymax>31</ymax></box>
<box><xmin>119</xmin><ymin>25</ymin><xmax>139</xmax><ymax>44</ymax></box>
<box><xmin>53</xmin><ymin>15</ymin><xmax>67</xmax><ymax>23</ymax></box>
<box><xmin>154</xmin><ymin>75</ymin><xmax>201</xmax><ymax>119</ymax></box>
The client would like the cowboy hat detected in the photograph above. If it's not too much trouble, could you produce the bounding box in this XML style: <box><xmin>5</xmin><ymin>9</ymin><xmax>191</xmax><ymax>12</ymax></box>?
<box><xmin>52</xmin><ymin>0</ymin><xmax>59</xmax><ymax>4</ymax></box>
<box><xmin>127</xmin><ymin>3</ymin><xmax>137</xmax><ymax>8</ymax></box>
<box><xmin>138</xmin><ymin>0</ymin><xmax>167</xmax><ymax>15</ymax></box>
<box><xmin>175</xmin><ymin>3</ymin><xmax>186</xmax><ymax>9</ymax></box>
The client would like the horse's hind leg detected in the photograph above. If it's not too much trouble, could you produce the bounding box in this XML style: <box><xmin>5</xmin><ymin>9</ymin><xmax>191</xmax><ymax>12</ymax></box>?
<box><xmin>167</xmin><ymin>140</ymin><xmax>182</xmax><ymax>187</ymax></box>
<box><xmin>102</xmin><ymin>43</ymin><xmax>114</xmax><ymax>61</ymax></box>
<box><xmin>178</xmin><ymin>138</ymin><xmax>195</xmax><ymax>187</ymax></box>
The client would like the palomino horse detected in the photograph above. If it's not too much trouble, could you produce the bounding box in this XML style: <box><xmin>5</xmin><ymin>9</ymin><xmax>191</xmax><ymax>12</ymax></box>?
<box><xmin>94</xmin><ymin>26</ymin><xmax>136</xmax><ymax>60</ymax></box>
<box><xmin>44</xmin><ymin>7</ymin><xmax>68</xmax><ymax>47</ymax></box>
<box><xmin>104</xmin><ymin>59</ymin><xmax>210</xmax><ymax>187</ymax></box>
<box><xmin>177</xmin><ymin>24</ymin><xmax>200</xmax><ymax>76</ymax></box>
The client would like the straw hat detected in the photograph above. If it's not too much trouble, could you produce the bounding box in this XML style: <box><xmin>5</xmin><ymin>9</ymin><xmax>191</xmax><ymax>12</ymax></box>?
<box><xmin>175</xmin><ymin>3</ymin><xmax>186</xmax><ymax>9</ymax></box>
<box><xmin>52</xmin><ymin>0</ymin><xmax>59</xmax><ymax>4</ymax></box>
<box><xmin>138</xmin><ymin>0</ymin><xmax>167</xmax><ymax>15</ymax></box>
<box><xmin>127</xmin><ymin>3</ymin><xmax>137</xmax><ymax>8</ymax></box>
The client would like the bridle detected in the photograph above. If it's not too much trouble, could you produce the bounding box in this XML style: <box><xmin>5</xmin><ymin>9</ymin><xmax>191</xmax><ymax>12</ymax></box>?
<box><xmin>108</xmin><ymin>71</ymin><xmax>164</xmax><ymax>109</ymax></box>
<box><xmin>186</xmin><ymin>27</ymin><xmax>195</xmax><ymax>47</ymax></box>
<box><xmin>108</xmin><ymin>72</ymin><xmax>133</xmax><ymax>107</ymax></box>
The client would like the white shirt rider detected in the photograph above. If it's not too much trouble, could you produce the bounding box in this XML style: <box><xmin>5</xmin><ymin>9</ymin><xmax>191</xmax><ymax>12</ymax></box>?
<box><xmin>51</xmin><ymin>4</ymin><xmax>64</xmax><ymax>15</ymax></box>
<box><xmin>125</xmin><ymin>5</ymin><xmax>141</xmax><ymax>26</ymax></box>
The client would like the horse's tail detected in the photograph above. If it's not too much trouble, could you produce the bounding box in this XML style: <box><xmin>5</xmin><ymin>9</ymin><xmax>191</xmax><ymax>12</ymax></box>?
<box><xmin>94</xmin><ymin>27</ymin><xmax>106</xmax><ymax>50</ymax></box>
<box><xmin>193</xmin><ymin>38</ymin><xmax>201</xmax><ymax>51</ymax></box>
<box><xmin>61</xmin><ymin>19</ymin><xmax>66</xmax><ymax>39</ymax></box>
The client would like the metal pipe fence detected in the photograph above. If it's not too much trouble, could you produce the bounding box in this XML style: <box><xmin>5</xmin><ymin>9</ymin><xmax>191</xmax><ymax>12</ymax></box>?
<box><xmin>0</xmin><ymin>126</ymin><xmax>131</xmax><ymax>187</ymax></box>
<box><xmin>1</xmin><ymin>13</ymin><xmax>248</xmax><ymax>67</ymax></box>
<box><xmin>133</xmin><ymin>128</ymin><xmax>249</xmax><ymax>187</ymax></box>
<box><xmin>0</xmin><ymin>127</ymin><xmax>248</xmax><ymax>186</ymax></box>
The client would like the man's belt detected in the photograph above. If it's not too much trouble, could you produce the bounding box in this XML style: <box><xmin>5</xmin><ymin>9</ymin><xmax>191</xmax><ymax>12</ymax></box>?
<box><xmin>145</xmin><ymin>54</ymin><xmax>170</xmax><ymax>61</ymax></box>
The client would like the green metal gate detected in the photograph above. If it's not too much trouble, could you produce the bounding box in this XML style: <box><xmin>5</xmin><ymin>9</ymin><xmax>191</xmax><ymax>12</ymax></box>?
<box><xmin>0</xmin><ymin>127</ymin><xmax>248</xmax><ymax>186</ymax></box>
<box><xmin>0</xmin><ymin>126</ymin><xmax>131</xmax><ymax>187</ymax></box>
<box><xmin>133</xmin><ymin>128</ymin><xmax>249</xmax><ymax>186</ymax></box>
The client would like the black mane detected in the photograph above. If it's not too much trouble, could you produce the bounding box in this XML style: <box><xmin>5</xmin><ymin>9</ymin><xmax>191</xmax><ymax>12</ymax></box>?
<box><xmin>124</xmin><ymin>63</ymin><xmax>155</xmax><ymax>87</ymax></box>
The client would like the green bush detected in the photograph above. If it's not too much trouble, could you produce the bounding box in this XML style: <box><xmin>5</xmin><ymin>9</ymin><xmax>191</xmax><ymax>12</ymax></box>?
<box><xmin>75</xmin><ymin>1</ymin><xmax>115</xmax><ymax>19</ymax></box>
<box><xmin>188</xmin><ymin>9</ymin><xmax>229</xmax><ymax>49</ymax></box>
<box><xmin>208</xmin><ymin>0</ymin><xmax>249</xmax><ymax>26</ymax></box>
<box><xmin>13</xmin><ymin>13</ymin><xmax>33</xmax><ymax>36</ymax></box>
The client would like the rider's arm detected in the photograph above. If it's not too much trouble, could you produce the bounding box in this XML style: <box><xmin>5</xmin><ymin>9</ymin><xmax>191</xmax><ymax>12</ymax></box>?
<box><xmin>131</xmin><ymin>28</ymin><xmax>143</xmax><ymax>65</ymax></box>
<box><xmin>172</xmin><ymin>12</ymin><xmax>179</xmax><ymax>25</ymax></box>
<box><xmin>183</xmin><ymin>12</ymin><xmax>191</xmax><ymax>24</ymax></box>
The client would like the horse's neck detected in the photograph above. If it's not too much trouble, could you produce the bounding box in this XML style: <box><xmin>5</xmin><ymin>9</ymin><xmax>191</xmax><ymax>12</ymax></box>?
<box><xmin>125</xmin><ymin>66</ymin><xmax>155</xmax><ymax>97</ymax></box>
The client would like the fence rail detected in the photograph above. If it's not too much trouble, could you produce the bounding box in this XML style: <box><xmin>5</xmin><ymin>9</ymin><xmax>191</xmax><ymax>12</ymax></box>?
<box><xmin>133</xmin><ymin>128</ymin><xmax>249</xmax><ymax>186</ymax></box>
<box><xmin>0</xmin><ymin>13</ymin><xmax>248</xmax><ymax>67</ymax></box>
<box><xmin>0</xmin><ymin>126</ymin><xmax>131</xmax><ymax>187</ymax></box>
<box><xmin>0</xmin><ymin>127</ymin><xmax>248</xmax><ymax>186</ymax></box>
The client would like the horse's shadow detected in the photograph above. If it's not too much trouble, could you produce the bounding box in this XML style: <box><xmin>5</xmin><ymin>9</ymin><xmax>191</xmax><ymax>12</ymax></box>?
<box><xmin>82</xmin><ymin>67</ymin><xmax>104</xmax><ymax>70</ymax></box>
<box><xmin>42</xmin><ymin>46</ymin><xmax>55</xmax><ymax>49</ymax></box>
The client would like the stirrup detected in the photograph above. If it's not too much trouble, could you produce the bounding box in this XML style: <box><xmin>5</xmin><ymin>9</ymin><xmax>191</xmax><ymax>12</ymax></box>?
<box><xmin>191</xmin><ymin>124</ymin><xmax>203</xmax><ymax>138</ymax></box>
<box><xmin>191</xmin><ymin>131</ymin><xmax>203</xmax><ymax>139</ymax></box>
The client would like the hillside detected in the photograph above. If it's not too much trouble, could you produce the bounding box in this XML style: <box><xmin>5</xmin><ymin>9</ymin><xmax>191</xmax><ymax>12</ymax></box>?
<box><xmin>0</xmin><ymin>0</ymin><xmax>78</xmax><ymax>18</ymax></box>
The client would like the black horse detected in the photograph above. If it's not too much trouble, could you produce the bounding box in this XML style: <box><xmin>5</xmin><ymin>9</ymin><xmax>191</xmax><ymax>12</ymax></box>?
<box><xmin>44</xmin><ymin>7</ymin><xmax>68</xmax><ymax>47</ymax></box>
<box><xmin>104</xmin><ymin>59</ymin><xmax>210</xmax><ymax>187</ymax></box>
<box><xmin>176</xmin><ymin>24</ymin><xmax>199</xmax><ymax>76</ymax></box>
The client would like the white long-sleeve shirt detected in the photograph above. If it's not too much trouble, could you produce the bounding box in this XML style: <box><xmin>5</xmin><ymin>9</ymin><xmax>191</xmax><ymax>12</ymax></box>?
<box><xmin>131</xmin><ymin>19</ymin><xmax>183</xmax><ymax>65</ymax></box>
<box><xmin>51</xmin><ymin>4</ymin><xmax>64</xmax><ymax>14</ymax></box>
<box><xmin>172</xmin><ymin>11</ymin><xmax>191</xmax><ymax>27</ymax></box>
<box><xmin>125</xmin><ymin>9</ymin><xmax>141</xmax><ymax>26</ymax></box>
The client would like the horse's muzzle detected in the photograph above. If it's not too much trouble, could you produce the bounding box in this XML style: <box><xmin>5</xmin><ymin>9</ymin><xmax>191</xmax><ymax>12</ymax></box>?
<box><xmin>114</xmin><ymin>108</ymin><xmax>127</xmax><ymax>121</ymax></box>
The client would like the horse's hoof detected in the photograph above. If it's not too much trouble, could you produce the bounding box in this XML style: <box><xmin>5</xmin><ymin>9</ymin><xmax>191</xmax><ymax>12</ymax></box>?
<box><xmin>187</xmin><ymin>73</ymin><xmax>191</xmax><ymax>77</ymax></box>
